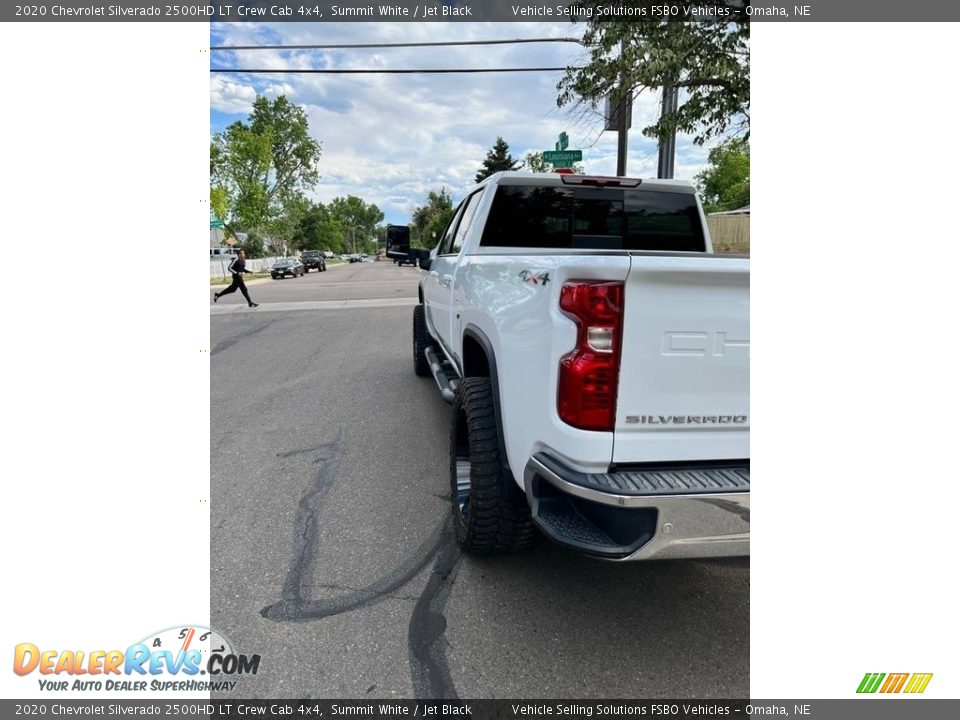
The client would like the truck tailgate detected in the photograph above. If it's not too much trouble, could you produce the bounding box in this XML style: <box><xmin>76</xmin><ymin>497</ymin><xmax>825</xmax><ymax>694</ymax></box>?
<box><xmin>613</xmin><ymin>254</ymin><xmax>749</xmax><ymax>464</ymax></box>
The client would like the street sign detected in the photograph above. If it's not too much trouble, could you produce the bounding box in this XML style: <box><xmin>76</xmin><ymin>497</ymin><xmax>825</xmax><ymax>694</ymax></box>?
<box><xmin>210</xmin><ymin>220</ymin><xmax>224</xmax><ymax>229</ymax></box>
<box><xmin>605</xmin><ymin>91</ymin><xmax>633</xmax><ymax>131</ymax></box>
<box><xmin>542</xmin><ymin>149</ymin><xmax>582</xmax><ymax>167</ymax></box>
<box><xmin>556</xmin><ymin>132</ymin><xmax>569</xmax><ymax>151</ymax></box>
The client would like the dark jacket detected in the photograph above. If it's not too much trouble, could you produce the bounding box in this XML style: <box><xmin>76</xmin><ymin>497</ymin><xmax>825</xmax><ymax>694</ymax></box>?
<box><xmin>228</xmin><ymin>257</ymin><xmax>249</xmax><ymax>276</ymax></box>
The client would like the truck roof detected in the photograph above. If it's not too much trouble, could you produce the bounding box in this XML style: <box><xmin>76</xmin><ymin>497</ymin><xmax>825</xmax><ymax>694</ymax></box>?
<box><xmin>476</xmin><ymin>171</ymin><xmax>696</xmax><ymax>193</ymax></box>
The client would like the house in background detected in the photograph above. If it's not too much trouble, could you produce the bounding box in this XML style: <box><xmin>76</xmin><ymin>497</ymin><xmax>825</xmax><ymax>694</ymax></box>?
<box><xmin>210</xmin><ymin>227</ymin><xmax>241</xmax><ymax>257</ymax></box>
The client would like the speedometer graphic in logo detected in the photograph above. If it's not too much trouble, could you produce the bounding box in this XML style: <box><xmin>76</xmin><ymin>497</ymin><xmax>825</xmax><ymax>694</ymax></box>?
<box><xmin>138</xmin><ymin>625</ymin><xmax>235</xmax><ymax>675</ymax></box>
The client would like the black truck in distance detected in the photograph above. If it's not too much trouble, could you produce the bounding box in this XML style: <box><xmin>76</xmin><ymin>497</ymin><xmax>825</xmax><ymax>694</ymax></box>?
<box><xmin>386</xmin><ymin>224</ymin><xmax>423</xmax><ymax>266</ymax></box>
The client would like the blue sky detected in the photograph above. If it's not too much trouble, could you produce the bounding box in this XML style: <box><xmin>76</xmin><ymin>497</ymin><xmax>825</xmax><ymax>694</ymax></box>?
<box><xmin>210</xmin><ymin>22</ymin><xmax>722</xmax><ymax>225</ymax></box>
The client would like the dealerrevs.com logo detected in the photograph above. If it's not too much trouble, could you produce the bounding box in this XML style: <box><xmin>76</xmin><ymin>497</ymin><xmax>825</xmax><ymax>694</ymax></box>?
<box><xmin>857</xmin><ymin>672</ymin><xmax>933</xmax><ymax>694</ymax></box>
<box><xmin>13</xmin><ymin>625</ymin><xmax>260</xmax><ymax>692</ymax></box>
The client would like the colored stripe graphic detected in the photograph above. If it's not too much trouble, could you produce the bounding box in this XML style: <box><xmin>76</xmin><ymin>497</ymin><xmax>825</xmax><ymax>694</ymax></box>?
<box><xmin>904</xmin><ymin>673</ymin><xmax>933</xmax><ymax>694</ymax></box>
<box><xmin>880</xmin><ymin>673</ymin><xmax>909</xmax><ymax>693</ymax></box>
<box><xmin>857</xmin><ymin>672</ymin><xmax>933</xmax><ymax>694</ymax></box>
<box><xmin>857</xmin><ymin>673</ymin><xmax>885</xmax><ymax>693</ymax></box>
<box><xmin>892</xmin><ymin>673</ymin><xmax>910</xmax><ymax>693</ymax></box>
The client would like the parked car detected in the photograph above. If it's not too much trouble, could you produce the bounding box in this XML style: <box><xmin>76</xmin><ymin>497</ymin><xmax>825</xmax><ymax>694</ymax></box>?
<box><xmin>413</xmin><ymin>171</ymin><xmax>749</xmax><ymax>561</ymax></box>
<box><xmin>300</xmin><ymin>250</ymin><xmax>327</xmax><ymax>273</ymax></box>
<box><xmin>348</xmin><ymin>254</ymin><xmax>362</xmax><ymax>263</ymax></box>
<box><xmin>271</xmin><ymin>257</ymin><xmax>304</xmax><ymax>279</ymax></box>
<box><xmin>323</xmin><ymin>250</ymin><xmax>334</xmax><ymax>258</ymax></box>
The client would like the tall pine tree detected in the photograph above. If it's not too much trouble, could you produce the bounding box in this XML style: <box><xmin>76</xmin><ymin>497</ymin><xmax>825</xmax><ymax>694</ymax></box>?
<box><xmin>475</xmin><ymin>137</ymin><xmax>519</xmax><ymax>183</ymax></box>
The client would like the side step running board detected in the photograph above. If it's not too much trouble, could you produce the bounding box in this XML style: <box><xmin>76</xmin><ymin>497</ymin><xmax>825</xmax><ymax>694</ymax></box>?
<box><xmin>424</xmin><ymin>346</ymin><xmax>461</xmax><ymax>405</ymax></box>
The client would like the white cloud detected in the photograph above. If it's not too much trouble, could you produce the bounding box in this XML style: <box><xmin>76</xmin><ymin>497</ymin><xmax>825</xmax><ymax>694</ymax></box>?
<box><xmin>209</xmin><ymin>75</ymin><xmax>258</xmax><ymax>114</ymax></box>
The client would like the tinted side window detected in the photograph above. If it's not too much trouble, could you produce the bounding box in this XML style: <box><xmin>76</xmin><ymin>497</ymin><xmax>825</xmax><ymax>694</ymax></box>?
<box><xmin>452</xmin><ymin>191</ymin><xmax>483</xmax><ymax>253</ymax></box>
<box><xmin>480</xmin><ymin>185</ymin><xmax>705</xmax><ymax>252</ymax></box>
<box><xmin>481</xmin><ymin>186</ymin><xmax>572</xmax><ymax>249</ymax></box>
<box><xmin>438</xmin><ymin>201</ymin><xmax>466</xmax><ymax>255</ymax></box>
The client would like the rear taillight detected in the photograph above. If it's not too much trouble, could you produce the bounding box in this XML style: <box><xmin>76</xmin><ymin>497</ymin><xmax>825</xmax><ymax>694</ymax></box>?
<box><xmin>557</xmin><ymin>281</ymin><xmax>624</xmax><ymax>431</ymax></box>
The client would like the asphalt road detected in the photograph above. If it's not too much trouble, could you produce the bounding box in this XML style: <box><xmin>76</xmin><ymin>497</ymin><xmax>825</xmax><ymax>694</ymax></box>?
<box><xmin>213</xmin><ymin>260</ymin><xmax>419</xmax><ymax>304</ymax></box>
<box><xmin>210</xmin><ymin>261</ymin><xmax>748</xmax><ymax>699</ymax></box>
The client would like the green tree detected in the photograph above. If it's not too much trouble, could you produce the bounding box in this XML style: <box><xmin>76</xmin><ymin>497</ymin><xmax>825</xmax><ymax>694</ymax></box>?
<box><xmin>411</xmin><ymin>189</ymin><xmax>454</xmax><ymax>248</ymax></box>
<box><xmin>475</xmin><ymin>137</ymin><xmax>520</xmax><ymax>183</ymax></box>
<box><xmin>557</xmin><ymin>5</ymin><xmax>749</xmax><ymax>146</ymax></box>
<box><xmin>237</xmin><ymin>234</ymin><xmax>266</xmax><ymax>259</ymax></box>
<box><xmin>329</xmin><ymin>195</ymin><xmax>384</xmax><ymax>254</ymax></box>
<box><xmin>210</xmin><ymin>123</ymin><xmax>271</xmax><ymax>236</ymax></box>
<box><xmin>695</xmin><ymin>137</ymin><xmax>749</xmax><ymax>213</ymax></box>
<box><xmin>210</xmin><ymin>95</ymin><xmax>321</xmax><ymax>236</ymax></box>
<box><xmin>266</xmin><ymin>192</ymin><xmax>311</xmax><ymax>256</ymax></box>
<box><xmin>522</xmin><ymin>151</ymin><xmax>584</xmax><ymax>175</ymax></box>
<box><xmin>210</xmin><ymin>186</ymin><xmax>231</xmax><ymax>227</ymax></box>
<box><xmin>422</xmin><ymin>213</ymin><xmax>454</xmax><ymax>250</ymax></box>
<box><xmin>293</xmin><ymin>202</ymin><xmax>345</xmax><ymax>254</ymax></box>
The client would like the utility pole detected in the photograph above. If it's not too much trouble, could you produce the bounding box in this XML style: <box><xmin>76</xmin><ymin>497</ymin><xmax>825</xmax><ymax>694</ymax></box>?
<box><xmin>616</xmin><ymin>36</ymin><xmax>629</xmax><ymax>177</ymax></box>
<box><xmin>657</xmin><ymin>85</ymin><xmax>679</xmax><ymax>179</ymax></box>
<box><xmin>616</xmin><ymin>93</ymin><xmax>629</xmax><ymax>177</ymax></box>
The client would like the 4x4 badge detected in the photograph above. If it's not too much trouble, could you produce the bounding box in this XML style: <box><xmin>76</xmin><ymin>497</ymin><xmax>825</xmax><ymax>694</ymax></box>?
<box><xmin>519</xmin><ymin>270</ymin><xmax>550</xmax><ymax>286</ymax></box>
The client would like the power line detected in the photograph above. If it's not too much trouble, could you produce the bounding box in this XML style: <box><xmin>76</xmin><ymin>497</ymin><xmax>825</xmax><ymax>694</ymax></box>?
<box><xmin>211</xmin><ymin>38</ymin><xmax>583</xmax><ymax>51</ymax></box>
<box><xmin>210</xmin><ymin>67</ymin><xmax>574</xmax><ymax>74</ymax></box>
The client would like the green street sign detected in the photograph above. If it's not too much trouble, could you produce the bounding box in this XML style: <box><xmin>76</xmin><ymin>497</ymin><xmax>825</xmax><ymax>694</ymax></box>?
<box><xmin>543</xmin><ymin>149</ymin><xmax>582</xmax><ymax>167</ymax></box>
<box><xmin>210</xmin><ymin>220</ymin><xmax>224</xmax><ymax>229</ymax></box>
<box><xmin>556</xmin><ymin>132</ymin><xmax>569</xmax><ymax>151</ymax></box>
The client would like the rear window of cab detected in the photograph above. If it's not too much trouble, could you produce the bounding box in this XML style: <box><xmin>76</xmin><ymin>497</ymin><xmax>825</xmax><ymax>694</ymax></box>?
<box><xmin>479</xmin><ymin>184</ymin><xmax>706</xmax><ymax>252</ymax></box>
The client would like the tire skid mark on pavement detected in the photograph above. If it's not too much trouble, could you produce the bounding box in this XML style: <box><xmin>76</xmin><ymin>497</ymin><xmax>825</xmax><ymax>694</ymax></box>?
<box><xmin>262</xmin><ymin>518</ymin><xmax>449</xmax><ymax>622</ymax></box>
<box><xmin>259</xmin><ymin>434</ymin><xmax>462</xmax><ymax>698</ymax></box>
<box><xmin>260</xmin><ymin>434</ymin><xmax>347</xmax><ymax>622</ymax></box>
<box><xmin>408</xmin><ymin>525</ymin><xmax>462</xmax><ymax>700</ymax></box>
<box><xmin>260</xmin><ymin>434</ymin><xmax>453</xmax><ymax>621</ymax></box>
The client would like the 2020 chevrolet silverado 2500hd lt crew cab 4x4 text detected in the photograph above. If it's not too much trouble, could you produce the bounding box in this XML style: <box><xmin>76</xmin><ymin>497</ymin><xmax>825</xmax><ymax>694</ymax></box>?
<box><xmin>413</xmin><ymin>172</ymin><xmax>749</xmax><ymax>561</ymax></box>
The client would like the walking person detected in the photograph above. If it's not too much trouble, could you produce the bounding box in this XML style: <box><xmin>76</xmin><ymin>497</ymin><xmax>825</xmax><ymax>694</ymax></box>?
<box><xmin>214</xmin><ymin>250</ymin><xmax>258</xmax><ymax>307</ymax></box>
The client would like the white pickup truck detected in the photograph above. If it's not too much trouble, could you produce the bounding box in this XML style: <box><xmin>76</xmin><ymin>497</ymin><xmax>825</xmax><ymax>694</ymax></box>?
<box><xmin>413</xmin><ymin>172</ymin><xmax>749</xmax><ymax>560</ymax></box>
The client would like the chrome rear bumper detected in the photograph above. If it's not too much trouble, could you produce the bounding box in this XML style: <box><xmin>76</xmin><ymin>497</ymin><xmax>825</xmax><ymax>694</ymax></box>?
<box><xmin>523</xmin><ymin>453</ymin><xmax>750</xmax><ymax>561</ymax></box>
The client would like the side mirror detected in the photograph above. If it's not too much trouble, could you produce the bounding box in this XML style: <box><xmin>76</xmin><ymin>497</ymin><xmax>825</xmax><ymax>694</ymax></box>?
<box><xmin>418</xmin><ymin>256</ymin><xmax>432</xmax><ymax>271</ymax></box>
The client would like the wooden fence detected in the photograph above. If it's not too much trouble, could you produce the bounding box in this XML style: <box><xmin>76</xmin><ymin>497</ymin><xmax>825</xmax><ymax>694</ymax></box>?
<box><xmin>707</xmin><ymin>214</ymin><xmax>750</xmax><ymax>255</ymax></box>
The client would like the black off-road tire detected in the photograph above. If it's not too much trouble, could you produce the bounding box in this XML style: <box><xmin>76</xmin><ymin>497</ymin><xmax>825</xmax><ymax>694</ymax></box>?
<box><xmin>450</xmin><ymin>378</ymin><xmax>534</xmax><ymax>554</ymax></box>
<box><xmin>413</xmin><ymin>305</ymin><xmax>432</xmax><ymax>377</ymax></box>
